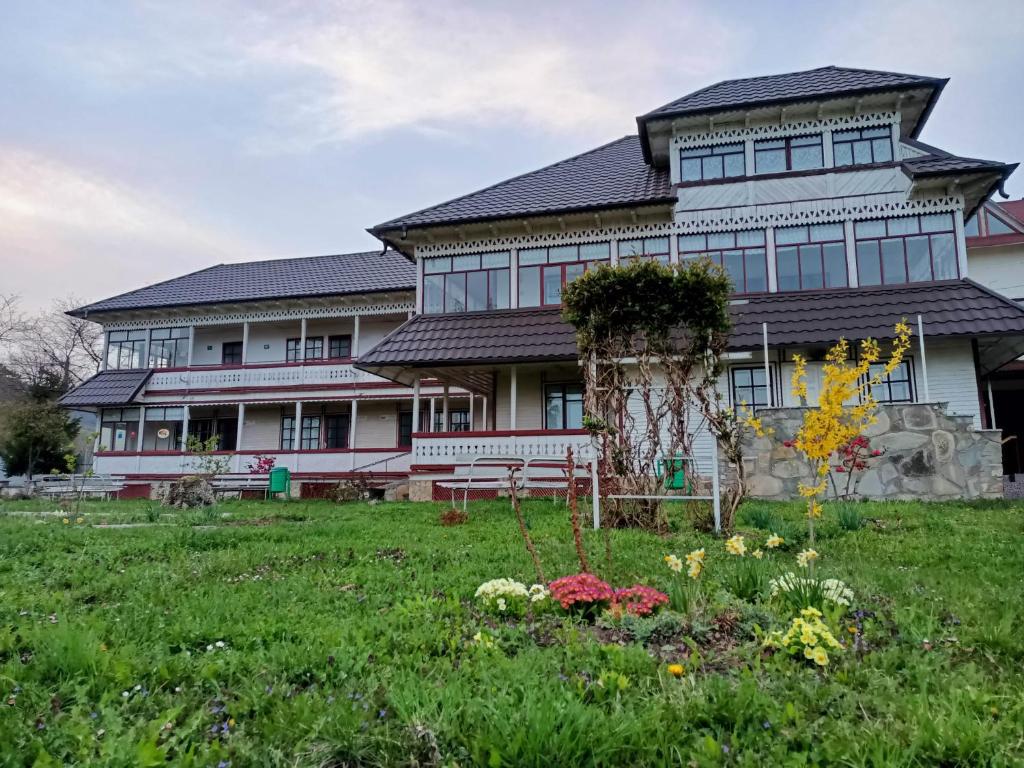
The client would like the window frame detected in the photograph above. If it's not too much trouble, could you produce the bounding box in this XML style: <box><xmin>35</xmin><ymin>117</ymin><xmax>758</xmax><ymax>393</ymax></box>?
<box><xmin>753</xmin><ymin>134</ymin><xmax>824</xmax><ymax>174</ymax></box>
<box><xmin>285</xmin><ymin>338</ymin><xmax>301</xmax><ymax>363</ymax></box>
<box><xmin>325</xmin><ymin>414</ymin><xmax>350</xmax><ymax>448</ymax></box>
<box><xmin>147</xmin><ymin>327</ymin><xmax>189</xmax><ymax>368</ymax></box>
<box><xmin>106</xmin><ymin>330</ymin><xmax>147</xmax><ymax>370</ymax></box>
<box><xmin>774</xmin><ymin>223</ymin><xmax>849</xmax><ymax>292</ymax></box>
<box><xmin>617</xmin><ymin>236</ymin><xmax>671</xmax><ymax>265</ymax></box>
<box><xmin>543</xmin><ymin>382</ymin><xmax>585</xmax><ymax>430</ymax></box>
<box><xmin>518</xmin><ymin>243</ymin><xmax>611</xmax><ymax>308</ymax></box>
<box><xmin>678</xmin><ymin>142</ymin><xmax>745</xmax><ymax>182</ymax></box>
<box><xmin>304</xmin><ymin>336</ymin><xmax>324</xmax><ymax>361</ymax></box>
<box><xmin>867</xmin><ymin>358</ymin><xmax>915</xmax><ymax>404</ymax></box>
<box><xmin>280</xmin><ymin>416</ymin><xmax>296</xmax><ymax>450</ymax></box>
<box><xmin>222</xmin><ymin>341</ymin><xmax>243</xmax><ymax>366</ymax></box>
<box><xmin>729</xmin><ymin>365</ymin><xmax>776</xmax><ymax>412</ymax></box>
<box><xmin>299</xmin><ymin>415</ymin><xmax>321</xmax><ymax>450</ymax></box>
<box><xmin>678</xmin><ymin>230</ymin><xmax>768</xmax><ymax>295</ymax></box>
<box><xmin>422</xmin><ymin>252</ymin><xmax>511</xmax><ymax>314</ymax></box>
<box><xmin>328</xmin><ymin>334</ymin><xmax>352</xmax><ymax>360</ymax></box>
<box><xmin>832</xmin><ymin>126</ymin><xmax>894</xmax><ymax>167</ymax></box>
<box><xmin>854</xmin><ymin>214</ymin><xmax>959</xmax><ymax>286</ymax></box>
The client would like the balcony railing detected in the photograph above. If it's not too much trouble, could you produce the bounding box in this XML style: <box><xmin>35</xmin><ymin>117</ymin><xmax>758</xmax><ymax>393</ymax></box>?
<box><xmin>145</xmin><ymin>360</ymin><xmax>390</xmax><ymax>392</ymax></box>
<box><xmin>411</xmin><ymin>429</ymin><xmax>594</xmax><ymax>466</ymax></box>
<box><xmin>93</xmin><ymin>449</ymin><xmax>412</xmax><ymax>476</ymax></box>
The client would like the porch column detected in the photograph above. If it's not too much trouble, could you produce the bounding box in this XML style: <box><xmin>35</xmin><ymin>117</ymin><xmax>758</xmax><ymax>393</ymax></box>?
<box><xmin>510</xmin><ymin>367</ymin><xmax>518</xmax><ymax>430</ymax></box>
<box><xmin>469</xmin><ymin>393</ymin><xmax>475</xmax><ymax>430</ymax></box>
<box><xmin>142</xmin><ymin>328</ymin><xmax>152</xmax><ymax>369</ymax></box>
<box><xmin>180</xmin><ymin>405</ymin><xmax>190</xmax><ymax>451</ymax></box>
<box><xmin>234</xmin><ymin>403</ymin><xmax>245</xmax><ymax>472</ymax></box>
<box><xmin>349</xmin><ymin>400</ymin><xmax>358</xmax><ymax>470</ymax></box>
<box><xmin>136</xmin><ymin>406</ymin><xmax>145</xmax><ymax>473</ymax></box>
<box><xmin>352</xmin><ymin>315</ymin><xmax>360</xmax><ymax>358</ymax></box>
<box><xmin>299</xmin><ymin>317</ymin><xmax>307</xmax><ymax>361</ymax></box>
<box><xmin>100</xmin><ymin>332</ymin><xmax>109</xmax><ymax>371</ymax></box>
<box><xmin>186</xmin><ymin>326</ymin><xmax>195</xmax><ymax>367</ymax></box>
<box><xmin>293</xmin><ymin>401</ymin><xmax>302</xmax><ymax>450</ymax></box>
<box><xmin>429</xmin><ymin>397</ymin><xmax>436</xmax><ymax>432</ymax></box>
<box><xmin>241</xmin><ymin>321</ymin><xmax>250</xmax><ymax>364</ymax></box>
<box><xmin>482</xmin><ymin>396</ymin><xmax>488</xmax><ymax>430</ymax></box>
<box><xmin>412</xmin><ymin>378</ymin><xmax>421</xmax><ymax>436</ymax></box>
<box><xmin>442</xmin><ymin>385</ymin><xmax>450</xmax><ymax>430</ymax></box>
<box><xmin>844</xmin><ymin>221</ymin><xmax>859</xmax><ymax>288</ymax></box>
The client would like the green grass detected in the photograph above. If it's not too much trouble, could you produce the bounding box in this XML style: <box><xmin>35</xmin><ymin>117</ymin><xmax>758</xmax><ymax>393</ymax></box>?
<box><xmin>1</xmin><ymin>496</ymin><xmax>1023</xmax><ymax>766</ymax></box>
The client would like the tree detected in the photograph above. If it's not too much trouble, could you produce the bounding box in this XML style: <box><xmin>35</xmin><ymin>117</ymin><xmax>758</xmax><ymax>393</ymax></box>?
<box><xmin>7</xmin><ymin>297</ymin><xmax>102</xmax><ymax>399</ymax></box>
<box><xmin>0</xmin><ymin>400</ymin><xmax>80</xmax><ymax>476</ymax></box>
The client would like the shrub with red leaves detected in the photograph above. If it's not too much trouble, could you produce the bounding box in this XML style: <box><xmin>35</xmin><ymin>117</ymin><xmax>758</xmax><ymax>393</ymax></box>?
<box><xmin>613</xmin><ymin>585</ymin><xmax>670</xmax><ymax>617</ymax></box>
<box><xmin>549</xmin><ymin>573</ymin><xmax>614</xmax><ymax>614</ymax></box>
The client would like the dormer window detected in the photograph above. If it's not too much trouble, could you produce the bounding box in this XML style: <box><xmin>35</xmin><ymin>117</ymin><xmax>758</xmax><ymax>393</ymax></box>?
<box><xmin>833</xmin><ymin>126</ymin><xmax>893</xmax><ymax>166</ymax></box>
<box><xmin>754</xmin><ymin>135</ymin><xmax>823</xmax><ymax>174</ymax></box>
<box><xmin>679</xmin><ymin>143</ymin><xmax>745</xmax><ymax>182</ymax></box>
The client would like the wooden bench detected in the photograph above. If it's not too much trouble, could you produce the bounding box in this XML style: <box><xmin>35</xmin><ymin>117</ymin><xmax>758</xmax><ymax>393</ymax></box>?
<box><xmin>436</xmin><ymin>455</ymin><xmax>591</xmax><ymax>512</ymax></box>
<box><xmin>210</xmin><ymin>474</ymin><xmax>270</xmax><ymax>498</ymax></box>
<box><xmin>33</xmin><ymin>475</ymin><xmax>127</xmax><ymax>499</ymax></box>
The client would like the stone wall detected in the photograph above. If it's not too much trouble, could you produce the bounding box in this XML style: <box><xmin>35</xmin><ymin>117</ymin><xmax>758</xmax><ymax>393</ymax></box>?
<box><xmin>738</xmin><ymin>403</ymin><xmax>1003</xmax><ymax>501</ymax></box>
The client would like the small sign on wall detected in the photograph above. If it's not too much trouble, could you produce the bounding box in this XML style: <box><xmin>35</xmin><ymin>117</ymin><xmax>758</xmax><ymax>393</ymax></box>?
<box><xmin>157</xmin><ymin>428</ymin><xmax>170</xmax><ymax>439</ymax></box>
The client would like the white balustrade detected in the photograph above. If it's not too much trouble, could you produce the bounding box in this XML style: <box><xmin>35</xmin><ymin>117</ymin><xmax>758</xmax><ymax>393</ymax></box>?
<box><xmin>94</xmin><ymin>449</ymin><xmax>412</xmax><ymax>476</ymax></box>
<box><xmin>145</xmin><ymin>362</ymin><xmax>388</xmax><ymax>392</ymax></box>
<box><xmin>412</xmin><ymin>431</ymin><xmax>594</xmax><ymax>465</ymax></box>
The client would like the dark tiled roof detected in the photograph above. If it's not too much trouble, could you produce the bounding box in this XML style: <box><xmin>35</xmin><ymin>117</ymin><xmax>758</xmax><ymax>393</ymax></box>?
<box><xmin>58</xmin><ymin>369</ymin><xmax>152</xmax><ymax>407</ymax></box>
<box><xmin>372</xmin><ymin>136</ymin><xmax>673</xmax><ymax>232</ymax></box>
<box><xmin>642</xmin><ymin>66</ymin><xmax>944</xmax><ymax>121</ymax></box>
<box><xmin>69</xmin><ymin>250</ymin><xmax>415</xmax><ymax>316</ymax></box>
<box><xmin>357</xmin><ymin>281</ymin><xmax>1024</xmax><ymax>369</ymax></box>
<box><xmin>902</xmin><ymin>139</ymin><xmax>1015</xmax><ymax>178</ymax></box>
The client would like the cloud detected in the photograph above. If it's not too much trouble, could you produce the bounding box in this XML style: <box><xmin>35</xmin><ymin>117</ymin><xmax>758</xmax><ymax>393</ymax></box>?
<box><xmin>0</xmin><ymin>148</ymin><xmax>256</xmax><ymax>310</ymax></box>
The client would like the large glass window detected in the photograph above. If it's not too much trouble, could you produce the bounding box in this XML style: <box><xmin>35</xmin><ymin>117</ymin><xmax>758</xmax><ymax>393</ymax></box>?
<box><xmin>286</xmin><ymin>338</ymin><xmax>301</xmax><ymax>363</ymax></box>
<box><xmin>328</xmin><ymin>334</ymin><xmax>352</xmax><ymax>359</ymax></box>
<box><xmin>832</xmin><ymin>126</ymin><xmax>893</xmax><ymax>167</ymax></box>
<box><xmin>143</xmin><ymin>407</ymin><xmax>184</xmax><ymax>451</ymax></box>
<box><xmin>148</xmin><ymin>327</ymin><xmax>189</xmax><ymax>368</ymax></box>
<box><xmin>106</xmin><ymin>330</ymin><xmax>147</xmax><ymax>370</ymax></box>
<box><xmin>679</xmin><ymin>143</ymin><xmax>745</xmax><ymax>182</ymax></box>
<box><xmin>325</xmin><ymin>414</ymin><xmax>350</xmax><ymax>448</ymax></box>
<box><xmin>300</xmin><ymin>416</ymin><xmax>321</xmax><ymax>450</ymax></box>
<box><xmin>544</xmin><ymin>383</ymin><xmax>584</xmax><ymax>430</ymax></box>
<box><xmin>754</xmin><ymin>135</ymin><xmax>823</xmax><ymax>173</ymax></box>
<box><xmin>305</xmin><ymin>337</ymin><xmax>324</xmax><ymax>360</ymax></box>
<box><xmin>678</xmin><ymin>230</ymin><xmax>768</xmax><ymax>294</ymax></box>
<box><xmin>869</xmin><ymin>360</ymin><xmax>914</xmax><ymax>403</ymax></box>
<box><xmin>222</xmin><ymin>341</ymin><xmax>243</xmax><ymax>365</ymax></box>
<box><xmin>964</xmin><ymin>215</ymin><xmax>980</xmax><ymax>237</ymax></box>
<box><xmin>519</xmin><ymin>243</ymin><xmax>610</xmax><ymax>307</ymax></box>
<box><xmin>617</xmin><ymin>237</ymin><xmax>671</xmax><ymax>265</ymax></box>
<box><xmin>730</xmin><ymin>367</ymin><xmax>772</xmax><ymax>411</ymax></box>
<box><xmin>99</xmin><ymin>407</ymin><xmax>141</xmax><ymax>452</ymax></box>
<box><xmin>854</xmin><ymin>214</ymin><xmax>958</xmax><ymax>286</ymax></box>
<box><xmin>986</xmin><ymin>211</ymin><xmax>1014</xmax><ymax>235</ymax></box>
<box><xmin>775</xmin><ymin>223</ymin><xmax>848</xmax><ymax>292</ymax></box>
<box><xmin>423</xmin><ymin>252</ymin><xmax>511</xmax><ymax>313</ymax></box>
<box><xmin>280</xmin><ymin>416</ymin><xmax>296</xmax><ymax>450</ymax></box>
<box><xmin>398</xmin><ymin>411</ymin><xmax>413</xmax><ymax>447</ymax></box>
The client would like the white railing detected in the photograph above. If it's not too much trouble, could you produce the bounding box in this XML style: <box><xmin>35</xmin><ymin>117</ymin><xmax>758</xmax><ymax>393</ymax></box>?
<box><xmin>93</xmin><ymin>450</ymin><xmax>412</xmax><ymax>476</ymax></box>
<box><xmin>145</xmin><ymin>361</ymin><xmax>391</xmax><ymax>391</ymax></box>
<box><xmin>411</xmin><ymin>430</ymin><xmax>595</xmax><ymax>465</ymax></box>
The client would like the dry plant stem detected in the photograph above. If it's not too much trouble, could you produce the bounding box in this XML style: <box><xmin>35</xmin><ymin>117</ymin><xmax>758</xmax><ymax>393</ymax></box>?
<box><xmin>565</xmin><ymin>448</ymin><xmax>590</xmax><ymax>572</ymax></box>
<box><xmin>509</xmin><ymin>470</ymin><xmax>545</xmax><ymax>583</ymax></box>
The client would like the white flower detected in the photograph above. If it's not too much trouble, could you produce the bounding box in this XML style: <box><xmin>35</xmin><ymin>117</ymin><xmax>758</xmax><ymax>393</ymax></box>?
<box><xmin>769</xmin><ymin>572</ymin><xmax>853</xmax><ymax>607</ymax></box>
<box><xmin>496</xmin><ymin>598</ymin><xmax>507</xmax><ymax>612</ymax></box>
<box><xmin>215</xmin><ymin>641</ymin><xmax>225</xmax><ymax>648</ymax></box>
<box><xmin>528</xmin><ymin>584</ymin><xmax>549</xmax><ymax>603</ymax></box>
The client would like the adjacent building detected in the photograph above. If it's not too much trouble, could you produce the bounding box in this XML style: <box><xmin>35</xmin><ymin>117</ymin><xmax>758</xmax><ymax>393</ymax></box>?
<box><xmin>62</xmin><ymin>66</ymin><xmax>1024</xmax><ymax>499</ymax></box>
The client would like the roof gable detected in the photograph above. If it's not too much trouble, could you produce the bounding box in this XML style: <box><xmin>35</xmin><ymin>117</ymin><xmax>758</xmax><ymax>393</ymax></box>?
<box><xmin>371</xmin><ymin>136</ymin><xmax>673</xmax><ymax>234</ymax></box>
<box><xmin>58</xmin><ymin>369</ymin><xmax>152</xmax><ymax>407</ymax></box>
<box><xmin>70</xmin><ymin>250</ymin><xmax>415</xmax><ymax>317</ymax></box>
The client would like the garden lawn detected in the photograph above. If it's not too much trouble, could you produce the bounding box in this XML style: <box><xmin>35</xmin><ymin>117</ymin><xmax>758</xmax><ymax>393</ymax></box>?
<box><xmin>1</xmin><ymin>497</ymin><xmax>1023</xmax><ymax>766</ymax></box>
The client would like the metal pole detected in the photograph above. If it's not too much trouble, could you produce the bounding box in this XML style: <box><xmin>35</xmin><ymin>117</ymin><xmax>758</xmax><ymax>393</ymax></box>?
<box><xmin>917</xmin><ymin>315</ymin><xmax>930</xmax><ymax>402</ymax></box>
<box><xmin>509</xmin><ymin>367</ymin><xmax>518</xmax><ymax>430</ymax></box>
<box><xmin>235</xmin><ymin>403</ymin><xmax>245</xmax><ymax>472</ymax></box>
<box><xmin>591</xmin><ymin>455</ymin><xmax>601</xmax><ymax>530</ymax></box>
<box><xmin>711</xmin><ymin>440</ymin><xmax>721</xmax><ymax>533</ymax></box>
<box><xmin>762</xmin><ymin>322</ymin><xmax>772</xmax><ymax>406</ymax></box>
<box><xmin>412</xmin><ymin>378</ymin><xmax>421</xmax><ymax>435</ymax></box>
<box><xmin>987</xmin><ymin>379</ymin><xmax>997</xmax><ymax>428</ymax></box>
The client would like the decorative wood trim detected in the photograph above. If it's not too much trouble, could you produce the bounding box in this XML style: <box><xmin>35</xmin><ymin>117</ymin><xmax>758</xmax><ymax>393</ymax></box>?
<box><xmin>671</xmin><ymin>111</ymin><xmax>898</xmax><ymax>149</ymax></box>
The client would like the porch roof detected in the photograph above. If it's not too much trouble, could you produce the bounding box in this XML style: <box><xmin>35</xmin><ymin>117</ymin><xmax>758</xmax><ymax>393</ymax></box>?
<box><xmin>356</xmin><ymin>280</ymin><xmax>1024</xmax><ymax>383</ymax></box>
<box><xmin>58</xmin><ymin>369</ymin><xmax>152</xmax><ymax>407</ymax></box>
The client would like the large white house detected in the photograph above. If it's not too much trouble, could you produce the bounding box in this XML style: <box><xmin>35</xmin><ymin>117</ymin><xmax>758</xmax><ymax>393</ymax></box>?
<box><xmin>62</xmin><ymin>66</ymin><xmax>1024</xmax><ymax>499</ymax></box>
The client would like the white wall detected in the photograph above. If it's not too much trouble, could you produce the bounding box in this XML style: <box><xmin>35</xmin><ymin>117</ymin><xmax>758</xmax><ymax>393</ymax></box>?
<box><xmin>192</xmin><ymin>326</ymin><xmax>245</xmax><ymax>366</ymax></box>
<box><xmin>967</xmin><ymin>245</ymin><xmax>1024</xmax><ymax>301</ymax></box>
<box><xmin>240</xmin><ymin>406</ymin><xmax>285</xmax><ymax>450</ymax></box>
<box><xmin>355</xmin><ymin>401</ymin><xmax>400</xmax><ymax>447</ymax></box>
<box><xmin>925</xmin><ymin>339</ymin><xmax>982</xmax><ymax>426</ymax></box>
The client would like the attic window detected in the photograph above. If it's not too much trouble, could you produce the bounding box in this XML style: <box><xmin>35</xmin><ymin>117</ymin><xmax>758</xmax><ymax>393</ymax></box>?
<box><xmin>679</xmin><ymin>143</ymin><xmax>745</xmax><ymax>182</ymax></box>
<box><xmin>754</xmin><ymin>134</ymin><xmax>823</xmax><ymax>174</ymax></box>
<box><xmin>833</xmin><ymin>126</ymin><xmax>893</xmax><ymax>167</ymax></box>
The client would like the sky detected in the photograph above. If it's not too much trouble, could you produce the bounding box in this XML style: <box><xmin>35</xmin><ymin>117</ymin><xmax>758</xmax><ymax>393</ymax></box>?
<box><xmin>1</xmin><ymin>0</ymin><xmax>1022</xmax><ymax>311</ymax></box>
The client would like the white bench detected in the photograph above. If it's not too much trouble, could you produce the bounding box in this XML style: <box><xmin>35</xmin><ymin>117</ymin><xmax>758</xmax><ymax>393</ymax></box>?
<box><xmin>436</xmin><ymin>454</ymin><xmax>591</xmax><ymax>512</ymax></box>
<box><xmin>33</xmin><ymin>475</ymin><xmax>126</xmax><ymax>499</ymax></box>
<box><xmin>210</xmin><ymin>474</ymin><xmax>270</xmax><ymax>498</ymax></box>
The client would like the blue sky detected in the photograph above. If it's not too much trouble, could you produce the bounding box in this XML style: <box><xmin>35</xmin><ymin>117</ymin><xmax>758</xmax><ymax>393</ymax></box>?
<box><xmin>2</xmin><ymin>0</ymin><xmax>1022</xmax><ymax>310</ymax></box>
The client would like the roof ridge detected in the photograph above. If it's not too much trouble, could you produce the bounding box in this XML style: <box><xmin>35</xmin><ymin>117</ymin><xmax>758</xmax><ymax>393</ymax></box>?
<box><xmin>210</xmin><ymin>249</ymin><xmax>387</xmax><ymax>268</ymax></box>
<box><xmin>372</xmin><ymin>136</ymin><xmax>640</xmax><ymax>231</ymax></box>
<box><xmin>69</xmin><ymin>263</ymin><xmax>224</xmax><ymax>317</ymax></box>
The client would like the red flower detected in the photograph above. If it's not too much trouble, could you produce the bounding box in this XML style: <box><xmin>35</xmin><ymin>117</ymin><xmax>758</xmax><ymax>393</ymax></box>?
<box><xmin>549</xmin><ymin>574</ymin><xmax>614</xmax><ymax>611</ymax></box>
<box><xmin>613</xmin><ymin>585</ymin><xmax>669</xmax><ymax>617</ymax></box>
<box><xmin>871</xmin><ymin>449</ymin><xmax>882</xmax><ymax>457</ymax></box>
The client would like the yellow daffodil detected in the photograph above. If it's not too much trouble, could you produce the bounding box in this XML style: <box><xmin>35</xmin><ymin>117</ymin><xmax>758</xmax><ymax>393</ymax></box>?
<box><xmin>725</xmin><ymin>535</ymin><xmax>746</xmax><ymax>557</ymax></box>
<box><xmin>664</xmin><ymin>554</ymin><xmax>683</xmax><ymax>573</ymax></box>
<box><xmin>796</xmin><ymin>549</ymin><xmax>819</xmax><ymax>568</ymax></box>
<box><xmin>684</xmin><ymin>549</ymin><xmax>705</xmax><ymax>580</ymax></box>
<box><xmin>752</xmin><ymin>548</ymin><xmax>764</xmax><ymax>560</ymax></box>
<box><xmin>765</xmin><ymin>533</ymin><xmax>784</xmax><ymax>549</ymax></box>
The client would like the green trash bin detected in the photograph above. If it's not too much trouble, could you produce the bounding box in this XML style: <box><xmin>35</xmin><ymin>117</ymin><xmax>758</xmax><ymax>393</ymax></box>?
<box><xmin>267</xmin><ymin>466</ymin><xmax>291</xmax><ymax>500</ymax></box>
<box><xmin>656</xmin><ymin>456</ymin><xmax>693</xmax><ymax>493</ymax></box>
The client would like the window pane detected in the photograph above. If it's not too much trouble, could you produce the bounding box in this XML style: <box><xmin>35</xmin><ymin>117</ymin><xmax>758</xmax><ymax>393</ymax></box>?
<box><xmin>565</xmin><ymin>262</ymin><xmax>585</xmax><ymax>286</ymax></box>
<box><xmin>823</xmin><ymin>243</ymin><xmax>848</xmax><ymax>288</ymax></box>
<box><xmin>889</xmin><ymin>381</ymin><xmax>911</xmax><ymax>401</ymax></box>
<box><xmin>519</xmin><ymin>248</ymin><xmax>547</xmax><ymax>266</ymax></box>
<box><xmin>681</xmin><ymin>158</ymin><xmax>702</xmax><ymax>181</ymax></box>
<box><xmin>881</xmin><ymin>239</ymin><xmax>907</xmax><ymax>284</ymax></box>
<box><xmin>489</xmin><ymin>269</ymin><xmax>510</xmax><ymax>309</ymax></box>
<box><xmin>481</xmin><ymin>251</ymin><xmax>510</xmax><ymax>269</ymax></box>
<box><xmin>887</xmin><ymin>217</ymin><xmax>919</xmax><ymax>236</ymax></box>
<box><xmin>451</xmin><ymin>254</ymin><xmax>479</xmax><ymax>271</ymax></box>
<box><xmin>548</xmin><ymin>245</ymin><xmax>577</xmax><ymax>263</ymax></box>
<box><xmin>579</xmin><ymin>242</ymin><xmax>609</xmax><ymax>261</ymax></box>
<box><xmin>810</xmin><ymin>223</ymin><xmax>843</xmax><ymax>242</ymax></box>
<box><xmin>756</xmin><ymin>148</ymin><xmax>786</xmax><ymax>173</ymax></box>
<box><xmin>857</xmin><ymin>241</ymin><xmax>882</xmax><ymax>285</ymax></box>
<box><xmin>445</xmin><ymin>272</ymin><xmax>466</xmax><ymax>312</ymax></box>
<box><xmin>862</xmin><ymin>127</ymin><xmax>890</xmax><ymax>139</ymax></box>
<box><xmin>545</xmin><ymin>389</ymin><xmax>564</xmax><ymax>429</ymax></box>
<box><xmin>565</xmin><ymin>398</ymin><xmax>584</xmax><ymax>430</ymax></box>
<box><xmin>733</xmin><ymin>368</ymin><xmax>751</xmax><ymax>386</ymax></box>
<box><xmin>646</xmin><ymin>237</ymin><xmax>670</xmax><ymax>256</ymax></box>
<box><xmin>776</xmin><ymin>246</ymin><xmax>800</xmax><ymax>291</ymax></box>
<box><xmin>745</xmin><ymin>250</ymin><xmax>767</xmax><ymax>292</ymax></box>
<box><xmin>833</xmin><ymin>142</ymin><xmax>853</xmax><ymax>166</ymax></box>
<box><xmin>424</xmin><ymin>257</ymin><xmax>451</xmax><ymax>274</ymax></box>
<box><xmin>702</xmin><ymin>154</ymin><xmax>724</xmax><ymax>179</ymax></box>
<box><xmin>466</xmin><ymin>271</ymin><xmax>488</xmax><ymax>311</ymax></box>
<box><xmin>722</xmin><ymin>251</ymin><xmax>745</xmax><ymax>291</ymax></box>
<box><xmin>708</xmin><ymin>232</ymin><xmax>735</xmax><ymax>249</ymax></box>
<box><xmin>519</xmin><ymin>267</ymin><xmax>540</xmax><ymax>307</ymax></box>
<box><xmin>723</xmin><ymin>153</ymin><xmax>745</xmax><ymax>177</ymax></box>
<box><xmin>424</xmin><ymin>275</ymin><xmax>444</xmax><ymax>313</ymax></box>
<box><xmin>853</xmin><ymin>141</ymin><xmax>872</xmax><ymax>165</ymax></box>
<box><xmin>964</xmin><ymin>215</ymin><xmax>979</xmax><ymax>237</ymax></box>
<box><xmin>931</xmin><ymin>234</ymin><xmax>957</xmax><ymax>279</ymax></box>
<box><xmin>872</xmin><ymin>138</ymin><xmax>892</xmax><ymax>162</ymax></box>
<box><xmin>737</xmin><ymin>229</ymin><xmax>765</xmax><ymax>247</ymax></box>
<box><xmin>791</xmin><ymin>142</ymin><xmax>823</xmax><ymax>171</ymax></box>
<box><xmin>799</xmin><ymin>244</ymin><xmax>824</xmax><ymax>290</ymax></box>
<box><xmin>855</xmin><ymin>219</ymin><xmax>886</xmax><ymax>238</ymax></box>
<box><xmin>775</xmin><ymin>226</ymin><xmax>807</xmax><ymax>246</ymax></box>
<box><xmin>906</xmin><ymin>236</ymin><xmax>932</xmax><ymax>282</ymax></box>
<box><xmin>919</xmin><ymin>213</ymin><xmax>953</xmax><ymax>233</ymax></box>
<box><xmin>618</xmin><ymin>239</ymin><xmax>644</xmax><ymax>259</ymax></box>
<box><xmin>680</xmin><ymin>146</ymin><xmax>711</xmax><ymax>158</ymax></box>
<box><xmin>542</xmin><ymin>266</ymin><xmax>562</xmax><ymax>305</ymax></box>
<box><xmin>987</xmin><ymin>214</ymin><xmax>1014</xmax><ymax>235</ymax></box>
<box><xmin>679</xmin><ymin>234</ymin><xmax>706</xmax><ymax>252</ymax></box>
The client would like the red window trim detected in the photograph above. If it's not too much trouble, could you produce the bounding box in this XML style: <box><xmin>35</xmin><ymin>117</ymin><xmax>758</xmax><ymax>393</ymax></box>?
<box><xmin>832</xmin><ymin>126</ymin><xmax>894</xmax><ymax>166</ymax></box>
<box><xmin>678</xmin><ymin>235</ymin><xmax>767</xmax><ymax>295</ymax></box>
<box><xmin>774</xmin><ymin>225</ymin><xmax>849</xmax><ymax>292</ymax></box>
<box><xmin>753</xmin><ymin>134</ymin><xmax>823</xmax><ymax>174</ymax></box>
<box><xmin>424</xmin><ymin>267</ymin><xmax>510</xmax><ymax>314</ymax></box>
<box><xmin>678</xmin><ymin>142</ymin><xmax>745</xmax><ymax>183</ymax></box>
<box><xmin>854</xmin><ymin>215</ymin><xmax>959</xmax><ymax>286</ymax></box>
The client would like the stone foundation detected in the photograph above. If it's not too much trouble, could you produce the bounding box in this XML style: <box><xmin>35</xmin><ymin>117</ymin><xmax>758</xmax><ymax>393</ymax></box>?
<box><xmin>738</xmin><ymin>403</ymin><xmax>1003</xmax><ymax>501</ymax></box>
